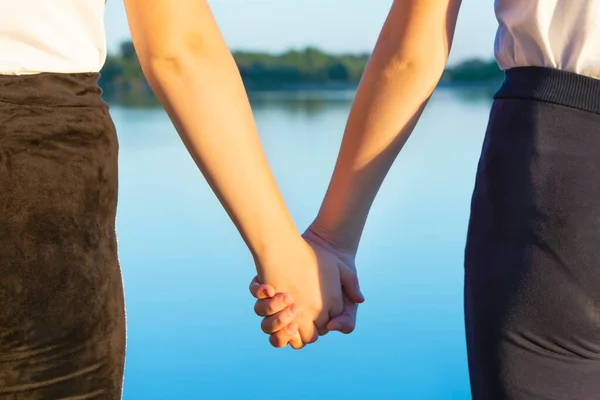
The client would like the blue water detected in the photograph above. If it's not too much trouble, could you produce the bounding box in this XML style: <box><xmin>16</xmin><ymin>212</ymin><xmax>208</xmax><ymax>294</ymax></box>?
<box><xmin>112</xmin><ymin>88</ymin><xmax>493</xmax><ymax>399</ymax></box>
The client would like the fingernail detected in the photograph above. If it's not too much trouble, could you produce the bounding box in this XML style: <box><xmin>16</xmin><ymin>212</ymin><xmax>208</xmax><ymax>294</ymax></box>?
<box><xmin>359</xmin><ymin>290</ymin><xmax>365</xmax><ymax>301</ymax></box>
<box><xmin>284</xmin><ymin>294</ymin><xmax>293</xmax><ymax>304</ymax></box>
<box><xmin>290</xmin><ymin>304</ymin><xmax>299</xmax><ymax>315</ymax></box>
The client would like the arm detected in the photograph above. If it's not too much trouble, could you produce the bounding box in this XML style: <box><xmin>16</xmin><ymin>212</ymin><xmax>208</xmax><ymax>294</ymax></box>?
<box><xmin>250</xmin><ymin>0</ymin><xmax>463</xmax><ymax>342</ymax></box>
<box><xmin>312</xmin><ymin>0</ymin><xmax>463</xmax><ymax>251</ymax></box>
<box><xmin>123</xmin><ymin>0</ymin><xmax>358</xmax><ymax>348</ymax></box>
<box><xmin>123</xmin><ymin>0</ymin><xmax>298</xmax><ymax>267</ymax></box>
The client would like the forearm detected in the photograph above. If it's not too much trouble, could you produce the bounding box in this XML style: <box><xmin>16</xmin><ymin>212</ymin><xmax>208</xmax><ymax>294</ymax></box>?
<box><xmin>313</xmin><ymin>0</ymin><xmax>462</xmax><ymax>251</ymax></box>
<box><xmin>312</xmin><ymin>64</ymin><xmax>432</xmax><ymax>251</ymax></box>
<box><xmin>142</xmin><ymin>48</ymin><xmax>299</xmax><ymax>267</ymax></box>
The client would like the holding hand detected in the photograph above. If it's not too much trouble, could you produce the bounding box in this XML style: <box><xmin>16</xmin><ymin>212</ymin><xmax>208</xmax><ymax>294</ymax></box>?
<box><xmin>250</xmin><ymin>226</ymin><xmax>365</xmax><ymax>349</ymax></box>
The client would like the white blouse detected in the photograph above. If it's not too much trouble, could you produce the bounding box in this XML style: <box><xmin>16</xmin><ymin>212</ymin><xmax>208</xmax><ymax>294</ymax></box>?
<box><xmin>0</xmin><ymin>0</ymin><xmax>598</xmax><ymax>79</ymax></box>
<box><xmin>0</xmin><ymin>0</ymin><xmax>106</xmax><ymax>75</ymax></box>
<box><xmin>494</xmin><ymin>0</ymin><xmax>600</xmax><ymax>79</ymax></box>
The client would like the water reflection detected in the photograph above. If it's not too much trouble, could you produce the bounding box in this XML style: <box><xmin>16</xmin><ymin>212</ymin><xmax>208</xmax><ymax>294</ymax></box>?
<box><xmin>249</xmin><ymin>90</ymin><xmax>354</xmax><ymax>116</ymax></box>
<box><xmin>112</xmin><ymin>86</ymin><xmax>494</xmax><ymax>400</ymax></box>
<box><xmin>445</xmin><ymin>84</ymin><xmax>498</xmax><ymax>104</ymax></box>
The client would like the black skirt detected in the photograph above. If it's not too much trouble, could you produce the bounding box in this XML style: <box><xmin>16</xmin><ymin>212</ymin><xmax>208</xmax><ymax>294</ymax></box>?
<box><xmin>465</xmin><ymin>67</ymin><xmax>600</xmax><ymax>400</ymax></box>
<box><xmin>0</xmin><ymin>73</ymin><xmax>126</xmax><ymax>399</ymax></box>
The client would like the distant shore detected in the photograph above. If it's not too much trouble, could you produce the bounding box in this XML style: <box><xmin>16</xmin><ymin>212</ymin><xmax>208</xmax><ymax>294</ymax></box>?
<box><xmin>100</xmin><ymin>40</ymin><xmax>503</xmax><ymax>106</ymax></box>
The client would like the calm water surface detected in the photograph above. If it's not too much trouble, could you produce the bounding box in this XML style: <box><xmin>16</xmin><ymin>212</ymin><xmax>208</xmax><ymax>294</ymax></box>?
<box><xmin>112</xmin><ymin>87</ymin><xmax>494</xmax><ymax>399</ymax></box>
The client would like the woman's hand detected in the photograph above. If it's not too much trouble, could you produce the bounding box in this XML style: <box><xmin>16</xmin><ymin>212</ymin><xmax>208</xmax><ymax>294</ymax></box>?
<box><xmin>250</xmin><ymin>226</ymin><xmax>365</xmax><ymax>348</ymax></box>
<box><xmin>249</xmin><ymin>280</ymin><xmax>306</xmax><ymax>349</ymax></box>
<box><xmin>255</xmin><ymin>231</ymin><xmax>344</xmax><ymax>346</ymax></box>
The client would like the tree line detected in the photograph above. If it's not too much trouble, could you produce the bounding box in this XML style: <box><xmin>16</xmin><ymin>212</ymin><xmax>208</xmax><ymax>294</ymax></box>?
<box><xmin>99</xmin><ymin>40</ymin><xmax>503</xmax><ymax>102</ymax></box>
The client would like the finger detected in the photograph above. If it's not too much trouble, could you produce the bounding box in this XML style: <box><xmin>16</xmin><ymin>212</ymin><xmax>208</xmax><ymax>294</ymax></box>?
<box><xmin>338</xmin><ymin>263</ymin><xmax>365</xmax><ymax>304</ymax></box>
<box><xmin>314</xmin><ymin>313</ymin><xmax>331</xmax><ymax>336</ymax></box>
<box><xmin>288</xmin><ymin>331</ymin><xmax>305</xmax><ymax>350</ymax></box>
<box><xmin>254</xmin><ymin>293</ymin><xmax>294</xmax><ymax>317</ymax></box>
<box><xmin>261</xmin><ymin>304</ymin><xmax>300</xmax><ymax>334</ymax></box>
<box><xmin>249</xmin><ymin>276</ymin><xmax>275</xmax><ymax>299</ymax></box>
<box><xmin>326</xmin><ymin>295</ymin><xmax>358</xmax><ymax>334</ymax></box>
<box><xmin>299</xmin><ymin>323</ymin><xmax>319</xmax><ymax>344</ymax></box>
<box><xmin>269</xmin><ymin>322</ymin><xmax>299</xmax><ymax>348</ymax></box>
<box><xmin>316</xmin><ymin>325</ymin><xmax>329</xmax><ymax>336</ymax></box>
<box><xmin>315</xmin><ymin>306</ymin><xmax>337</xmax><ymax>337</ymax></box>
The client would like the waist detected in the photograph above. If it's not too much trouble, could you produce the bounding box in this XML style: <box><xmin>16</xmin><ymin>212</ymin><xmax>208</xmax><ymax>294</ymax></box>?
<box><xmin>0</xmin><ymin>43</ymin><xmax>106</xmax><ymax>76</ymax></box>
<box><xmin>0</xmin><ymin>72</ymin><xmax>107</xmax><ymax>108</ymax></box>
<box><xmin>495</xmin><ymin>67</ymin><xmax>600</xmax><ymax>115</ymax></box>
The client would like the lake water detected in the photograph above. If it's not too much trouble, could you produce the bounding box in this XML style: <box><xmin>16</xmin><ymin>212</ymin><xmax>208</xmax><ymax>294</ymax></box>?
<box><xmin>112</xmin><ymin>87</ymin><xmax>494</xmax><ymax>400</ymax></box>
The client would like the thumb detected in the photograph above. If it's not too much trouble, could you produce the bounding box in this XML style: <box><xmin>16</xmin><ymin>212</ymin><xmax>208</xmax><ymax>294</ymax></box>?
<box><xmin>338</xmin><ymin>263</ymin><xmax>365</xmax><ymax>303</ymax></box>
<box><xmin>327</xmin><ymin>295</ymin><xmax>358</xmax><ymax>334</ymax></box>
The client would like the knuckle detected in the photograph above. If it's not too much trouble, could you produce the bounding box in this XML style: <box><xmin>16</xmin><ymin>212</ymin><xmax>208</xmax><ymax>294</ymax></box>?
<box><xmin>262</xmin><ymin>294</ymin><xmax>286</xmax><ymax>315</ymax></box>
<box><xmin>272</xmin><ymin>316</ymin><xmax>283</xmax><ymax>328</ymax></box>
<box><xmin>265</xmin><ymin>301</ymin><xmax>278</xmax><ymax>315</ymax></box>
<box><xmin>274</xmin><ymin>311</ymin><xmax>290</xmax><ymax>327</ymax></box>
<box><xmin>285</xmin><ymin>322</ymin><xmax>298</xmax><ymax>335</ymax></box>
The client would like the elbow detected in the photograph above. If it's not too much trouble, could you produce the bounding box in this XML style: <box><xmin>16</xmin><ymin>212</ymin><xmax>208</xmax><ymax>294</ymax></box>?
<box><xmin>143</xmin><ymin>53</ymin><xmax>187</xmax><ymax>82</ymax></box>
<box><xmin>375</xmin><ymin>33</ymin><xmax>451</xmax><ymax>86</ymax></box>
<box><xmin>139</xmin><ymin>53</ymin><xmax>190</xmax><ymax>95</ymax></box>
<box><xmin>379</xmin><ymin>55</ymin><xmax>447</xmax><ymax>89</ymax></box>
<box><xmin>139</xmin><ymin>31</ymin><xmax>228</xmax><ymax>83</ymax></box>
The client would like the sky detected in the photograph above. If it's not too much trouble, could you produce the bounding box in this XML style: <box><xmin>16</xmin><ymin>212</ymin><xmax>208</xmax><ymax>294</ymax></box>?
<box><xmin>105</xmin><ymin>0</ymin><xmax>498</xmax><ymax>65</ymax></box>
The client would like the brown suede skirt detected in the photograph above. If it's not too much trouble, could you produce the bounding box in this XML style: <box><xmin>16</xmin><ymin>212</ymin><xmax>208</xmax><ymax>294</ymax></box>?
<box><xmin>0</xmin><ymin>73</ymin><xmax>126</xmax><ymax>399</ymax></box>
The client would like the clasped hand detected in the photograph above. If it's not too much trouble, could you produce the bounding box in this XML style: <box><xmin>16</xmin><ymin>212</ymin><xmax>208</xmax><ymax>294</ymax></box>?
<box><xmin>249</xmin><ymin>226</ymin><xmax>365</xmax><ymax>349</ymax></box>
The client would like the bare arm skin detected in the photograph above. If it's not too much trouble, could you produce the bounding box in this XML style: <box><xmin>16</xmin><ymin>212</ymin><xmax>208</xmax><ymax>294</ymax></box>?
<box><xmin>251</xmin><ymin>0</ymin><xmax>463</xmax><ymax>345</ymax></box>
<box><xmin>312</xmin><ymin>0</ymin><xmax>463</xmax><ymax>252</ymax></box>
<box><xmin>123</xmin><ymin>0</ymin><xmax>298</xmax><ymax>265</ymax></box>
<box><xmin>123</xmin><ymin>0</ymin><xmax>364</xmax><ymax>348</ymax></box>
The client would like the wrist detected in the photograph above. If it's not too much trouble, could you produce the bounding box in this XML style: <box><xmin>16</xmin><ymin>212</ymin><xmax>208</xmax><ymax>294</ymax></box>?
<box><xmin>249</xmin><ymin>223</ymin><xmax>304</xmax><ymax>277</ymax></box>
<box><xmin>307</xmin><ymin>218</ymin><xmax>360</xmax><ymax>255</ymax></box>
